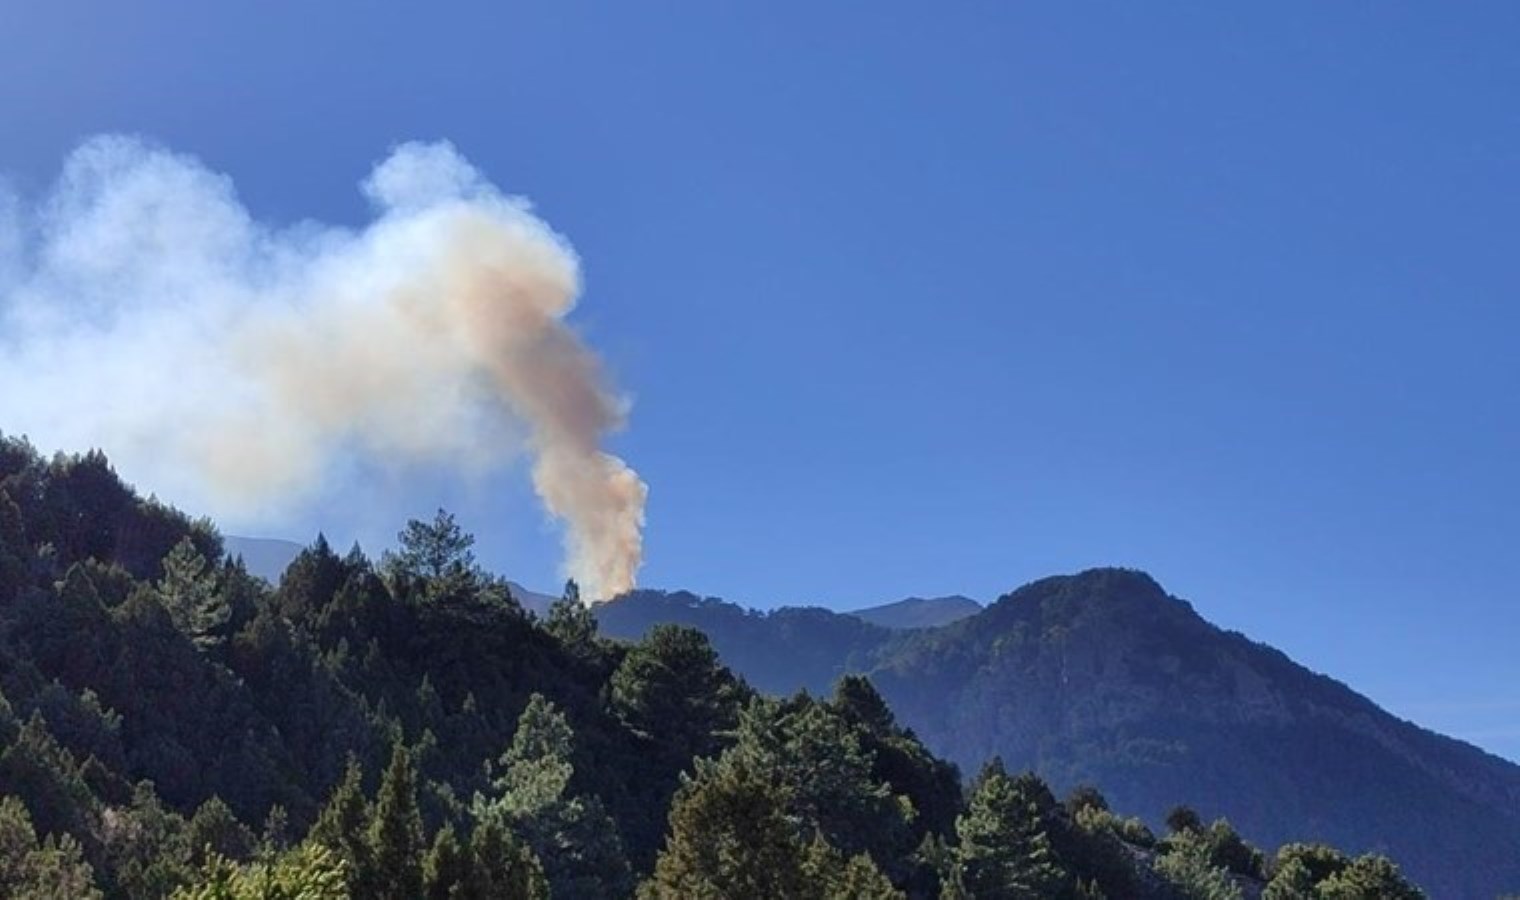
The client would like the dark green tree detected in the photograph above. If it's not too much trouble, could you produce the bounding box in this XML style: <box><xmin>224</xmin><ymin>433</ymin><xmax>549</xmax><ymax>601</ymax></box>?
<box><xmin>368</xmin><ymin>743</ymin><xmax>426</xmax><ymax>900</ymax></box>
<box><xmin>385</xmin><ymin>509</ymin><xmax>478</xmax><ymax>586</ymax></box>
<box><xmin>641</xmin><ymin>756</ymin><xmax>811</xmax><ymax>899</ymax></box>
<box><xmin>947</xmin><ymin>760</ymin><xmax>1072</xmax><ymax>899</ymax></box>
<box><xmin>1166</xmin><ymin>805</ymin><xmax>1204</xmax><ymax>835</ymax></box>
<box><xmin>611</xmin><ymin>624</ymin><xmax>744</xmax><ymax>765</ymax></box>
<box><xmin>185</xmin><ymin>796</ymin><xmax>256</xmax><ymax>865</ymax></box>
<box><xmin>802</xmin><ymin>832</ymin><xmax>905</xmax><ymax>900</ymax></box>
<box><xmin>477</xmin><ymin>694</ymin><xmax>630</xmax><ymax>898</ymax></box>
<box><xmin>1154</xmin><ymin>829</ymin><xmax>1242</xmax><ymax>900</ymax></box>
<box><xmin>726</xmin><ymin>695</ymin><xmax>915</xmax><ymax>880</ymax></box>
<box><xmin>424</xmin><ymin>824</ymin><xmax>469</xmax><ymax>900</ymax></box>
<box><xmin>546</xmin><ymin>579</ymin><xmax>599</xmax><ymax>648</ymax></box>
<box><xmin>1316</xmin><ymin>854</ymin><xmax>1424</xmax><ymax>899</ymax></box>
<box><xmin>464</xmin><ymin>817</ymin><xmax>548</xmax><ymax>900</ymax></box>
<box><xmin>308</xmin><ymin>759</ymin><xmax>372</xmax><ymax>894</ymax></box>
<box><xmin>0</xmin><ymin>795</ymin><xmax>102</xmax><ymax>899</ymax></box>
<box><xmin>157</xmin><ymin>537</ymin><xmax>229</xmax><ymax>650</ymax></box>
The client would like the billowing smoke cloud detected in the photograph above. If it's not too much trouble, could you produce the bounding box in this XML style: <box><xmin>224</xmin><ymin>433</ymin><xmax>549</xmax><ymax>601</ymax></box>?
<box><xmin>0</xmin><ymin>136</ymin><xmax>646</xmax><ymax>600</ymax></box>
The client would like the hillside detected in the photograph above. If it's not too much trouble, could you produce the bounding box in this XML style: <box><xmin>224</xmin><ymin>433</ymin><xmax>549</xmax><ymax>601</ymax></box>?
<box><xmin>848</xmin><ymin>595</ymin><xmax>982</xmax><ymax>630</ymax></box>
<box><xmin>597</xmin><ymin>590</ymin><xmax>893</xmax><ymax>695</ymax></box>
<box><xmin>0</xmin><ymin>438</ymin><xmax>1453</xmax><ymax>897</ymax></box>
<box><xmin>597</xmin><ymin>571</ymin><xmax>1520</xmax><ymax>898</ymax></box>
<box><xmin>869</xmin><ymin>569</ymin><xmax>1520</xmax><ymax>900</ymax></box>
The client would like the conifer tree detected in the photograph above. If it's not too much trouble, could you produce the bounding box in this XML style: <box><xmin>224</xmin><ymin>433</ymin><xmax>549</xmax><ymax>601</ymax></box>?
<box><xmin>478</xmin><ymin>694</ymin><xmax>630</xmax><ymax>897</ymax></box>
<box><xmin>465</xmin><ymin>817</ymin><xmax>549</xmax><ymax>900</ymax></box>
<box><xmin>368</xmin><ymin>742</ymin><xmax>426</xmax><ymax>900</ymax></box>
<box><xmin>948</xmin><ymin>759</ymin><xmax>1072</xmax><ymax>899</ymax></box>
<box><xmin>546</xmin><ymin>579</ymin><xmax>599</xmax><ymax>648</ymax></box>
<box><xmin>642</xmin><ymin>756</ymin><xmax>811</xmax><ymax>899</ymax></box>
<box><xmin>0</xmin><ymin>796</ymin><xmax>101</xmax><ymax>899</ymax></box>
<box><xmin>309</xmin><ymin>758</ymin><xmax>372</xmax><ymax>894</ymax></box>
<box><xmin>611</xmin><ymin>623</ymin><xmax>744</xmax><ymax>764</ymax></box>
<box><xmin>157</xmin><ymin>537</ymin><xmax>229</xmax><ymax>650</ymax></box>
<box><xmin>424</xmin><ymin>824</ymin><xmax>469</xmax><ymax>900</ymax></box>
<box><xmin>803</xmin><ymin>832</ymin><xmax>906</xmax><ymax>900</ymax></box>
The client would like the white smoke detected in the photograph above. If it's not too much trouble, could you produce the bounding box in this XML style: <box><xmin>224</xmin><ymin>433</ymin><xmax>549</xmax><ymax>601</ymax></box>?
<box><xmin>0</xmin><ymin>136</ymin><xmax>646</xmax><ymax>600</ymax></box>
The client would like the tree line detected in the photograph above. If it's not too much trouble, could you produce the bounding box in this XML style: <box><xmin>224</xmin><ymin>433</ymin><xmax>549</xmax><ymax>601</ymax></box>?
<box><xmin>0</xmin><ymin>436</ymin><xmax>1423</xmax><ymax>898</ymax></box>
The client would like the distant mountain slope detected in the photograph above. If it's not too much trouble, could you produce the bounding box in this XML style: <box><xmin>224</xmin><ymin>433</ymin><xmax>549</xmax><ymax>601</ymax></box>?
<box><xmin>848</xmin><ymin>595</ymin><xmax>981</xmax><ymax>629</ymax></box>
<box><xmin>596</xmin><ymin>570</ymin><xmax>1520</xmax><ymax>898</ymax></box>
<box><xmin>597</xmin><ymin>590</ymin><xmax>893</xmax><ymax>696</ymax></box>
<box><xmin>506</xmin><ymin>581</ymin><xmax>559</xmax><ymax>618</ymax></box>
<box><xmin>224</xmin><ymin>536</ymin><xmax>303</xmax><ymax>582</ymax></box>
<box><xmin>877</xmin><ymin>570</ymin><xmax>1520</xmax><ymax>900</ymax></box>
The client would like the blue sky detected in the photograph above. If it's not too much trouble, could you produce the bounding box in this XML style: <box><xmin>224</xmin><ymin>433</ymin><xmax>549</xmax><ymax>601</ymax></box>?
<box><xmin>1</xmin><ymin>3</ymin><xmax>1517</xmax><ymax>760</ymax></box>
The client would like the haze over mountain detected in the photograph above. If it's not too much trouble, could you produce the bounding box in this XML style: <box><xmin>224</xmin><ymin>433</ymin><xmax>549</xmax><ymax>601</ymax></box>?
<box><xmin>597</xmin><ymin>570</ymin><xmax>1520</xmax><ymax>899</ymax></box>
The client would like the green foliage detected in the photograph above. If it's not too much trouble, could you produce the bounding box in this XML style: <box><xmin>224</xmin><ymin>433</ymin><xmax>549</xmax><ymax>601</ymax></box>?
<box><xmin>462</xmin><ymin>817</ymin><xmax>548</xmax><ymax>900</ymax></box>
<box><xmin>946</xmin><ymin>760</ymin><xmax>1072</xmax><ymax>899</ymax></box>
<box><xmin>0</xmin><ymin>794</ymin><xmax>102</xmax><ymax>899</ymax></box>
<box><xmin>611</xmin><ymin>624</ymin><xmax>744</xmax><ymax>765</ymax></box>
<box><xmin>171</xmin><ymin>844</ymin><xmax>348</xmax><ymax>900</ymax></box>
<box><xmin>158</xmin><ymin>538</ymin><xmax>230</xmax><ymax>651</ymax></box>
<box><xmin>802</xmin><ymin>832</ymin><xmax>905</xmax><ymax>899</ymax></box>
<box><xmin>307</xmin><ymin>760</ymin><xmax>371</xmax><ymax>893</ymax></box>
<box><xmin>367</xmin><ymin>743</ymin><xmax>425</xmax><ymax>900</ymax></box>
<box><xmin>0</xmin><ymin>444</ymin><xmax>1446</xmax><ymax>899</ymax></box>
<box><xmin>385</xmin><ymin>509</ymin><xmax>478</xmax><ymax>586</ymax></box>
<box><xmin>1154</xmin><ymin>829</ymin><xmax>1243</xmax><ymax>900</ymax></box>
<box><xmin>641</xmin><ymin>756</ymin><xmax>811</xmax><ymax>899</ymax></box>
<box><xmin>546</xmin><ymin>580</ymin><xmax>599</xmax><ymax>649</ymax></box>
<box><xmin>1263</xmin><ymin>843</ymin><xmax>1424</xmax><ymax>900</ymax></box>
<box><xmin>476</xmin><ymin>693</ymin><xmax>631</xmax><ymax>898</ymax></box>
<box><xmin>186</xmin><ymin>796</ymin><xmax>257</xmax><ymax>865</ymax></box>
<box><xmin>725</xmin><ymin>694</ymin><xmax>916</xmax><ymax>880</ymax></box>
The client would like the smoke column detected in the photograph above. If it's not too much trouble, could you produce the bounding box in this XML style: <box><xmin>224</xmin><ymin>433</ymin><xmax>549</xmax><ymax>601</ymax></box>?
<box><xmin>0</xmin><ymin>137</ymin><xmax>646</xmax><ymax>600</ymax></box>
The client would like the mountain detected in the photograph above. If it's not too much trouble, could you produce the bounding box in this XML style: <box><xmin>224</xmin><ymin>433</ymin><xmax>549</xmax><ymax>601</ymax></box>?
<box><xmin>597</xmin><ymin>590</ymin><xmax>893</xmax><ymax>696</ymax></box>
<box><xmin>0</xmin><ymin>438</ymin><xmax>1444</xmax><ymax>897</ymax></box>
<box><xmin>506</xmin><ymin>581</ymin><xmax>560</xmax><ymax>618</ymax></box>
<box><xmin>223</xmin><ymin>535</ymin><xmax>303</xmax><ymax>582</ymax></box>
<box><xmin>848</xmin><ymin>595</ymin><xmax>981</xmax><ymax>629</ymax></box>
<box><xmin>598</xmin><ymin>570</ymin><xmax>1520</xmax><ymax>898</ymax></box>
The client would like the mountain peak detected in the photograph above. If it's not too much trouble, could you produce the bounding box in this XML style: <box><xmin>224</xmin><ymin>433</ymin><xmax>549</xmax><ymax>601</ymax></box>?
<box><xmin>848</xmin><ymin>594</ymin><xmax>981</xmax><ymax>630</ymax></box>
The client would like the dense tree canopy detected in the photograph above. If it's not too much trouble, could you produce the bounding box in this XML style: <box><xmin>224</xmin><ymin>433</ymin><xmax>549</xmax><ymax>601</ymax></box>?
<box><xmin>0</xmin><ymin>438</ymin><xmax>1435</xmax><ymax>898</ymax></box>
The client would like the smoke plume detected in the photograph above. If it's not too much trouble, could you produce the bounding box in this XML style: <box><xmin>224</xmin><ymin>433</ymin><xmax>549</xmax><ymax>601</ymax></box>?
<box><xmin>0</xmin><ymin>136</ymin><xmax>646</xmax><ymax>600</ymax></box>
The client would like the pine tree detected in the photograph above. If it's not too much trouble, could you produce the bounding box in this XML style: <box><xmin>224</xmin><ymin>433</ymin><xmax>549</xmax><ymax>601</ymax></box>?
<box><xmin>424</xmin><ymin>824</ymin><xmax>469</xmax><ymax>900</ymax></box>
<box><xmin>478</xmin><ymin>694</ymin><xmax>630</xmax><ymax>897</ymax></box>
<box><xmin>0</xmin><ymin>796</ymin><xmax>101</xmax><ymax>899</ymax></box>
<box><xmin>368</xmin><ymin>743</ymin><xmax>426</xmax><ymax>900</ymax></box>
<box><xmin>157</xmin><ymin>537</ymin><xmax>229</xmax><ymax>650</ymax></box>
<box><xmin>1154</xmin><ymin>830</ymin><xmax>1242</xmax><ymax>900</ymax></box>
<box><xmin>611</xmin><ymin>623</ymin><xmax>744</xmax><ymax>764</ymax></box>
<box><xmin>642</xmin><ymin>756</ymin><xmax>811</xmax><ymax>899</ymax></box>
<box><xmin>726</xmin><ymin>695</ymin><xmax>914</xmax><ymax>877</ymax></box>
<box><xmin>309</xmin><ymin>758</ymin><xmax>372</xmax><ymax>894</ymax></box>
<box><xmin>803</xmin><ymin>832</ymin><xmax>906</xmax><ymax>900</ymax></box>
<box><xmin>1317</xmin><ymin>854</ymin><xmax>1424</xmax><ymax>900</ymax></box>
<box><xmin>546</xmin><ymin>579</ymin><xmax>598</xmax><ymax>648</ymax></box>
<box><xmin>384</xmin><ymin>508</ymin><xmax>479</xmax><ymax>593</ymax></box>
<box><xmin>465</xmin><ymin>817</ymin><xmax>549</xmax><ymax>900</ymax></box>
<box><xmin>948</xmin><ymin>760</ymin><xmax>1072</xmax><ymax>899</ymax></box>
<box><xmin>0</xmin><ymin>489</ymin><xmax>28</xmax><ymax>597</ymax></box>
<box><xmin>185</xmin><ymin>796</ymin><xmax>256</xmax><ymax>865</ymax></box>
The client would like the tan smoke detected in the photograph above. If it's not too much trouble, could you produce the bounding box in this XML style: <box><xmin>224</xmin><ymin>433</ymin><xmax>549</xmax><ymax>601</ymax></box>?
<box><xmin>0</xmin><ymin>137</ymin><xmax>646</xmax><ymax>600</ymax></box>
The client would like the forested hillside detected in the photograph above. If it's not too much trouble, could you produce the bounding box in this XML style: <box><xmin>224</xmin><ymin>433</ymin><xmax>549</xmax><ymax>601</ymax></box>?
<box><xmin>597</xmin><ymin>572</ymin><xmax>1520</xmax><ymax>899</ymax></box>
<box><xmin>0</xmin><ymin>437</ymin><xmax>1431</xmax><ymax>897</ymax></box>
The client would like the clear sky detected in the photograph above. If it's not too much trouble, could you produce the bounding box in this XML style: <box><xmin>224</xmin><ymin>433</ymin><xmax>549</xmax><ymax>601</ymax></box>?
<box><xmin>1</xmin><ymin>3</ymin><xmax>1516</xmax><ymax>760</ymax></box>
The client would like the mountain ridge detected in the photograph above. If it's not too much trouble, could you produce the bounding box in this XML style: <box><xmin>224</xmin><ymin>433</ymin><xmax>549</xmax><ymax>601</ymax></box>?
<box><xmin>596</xmin><ymin>568</ymin><xmax>1520</xmax><ymax>898</ymax></box>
